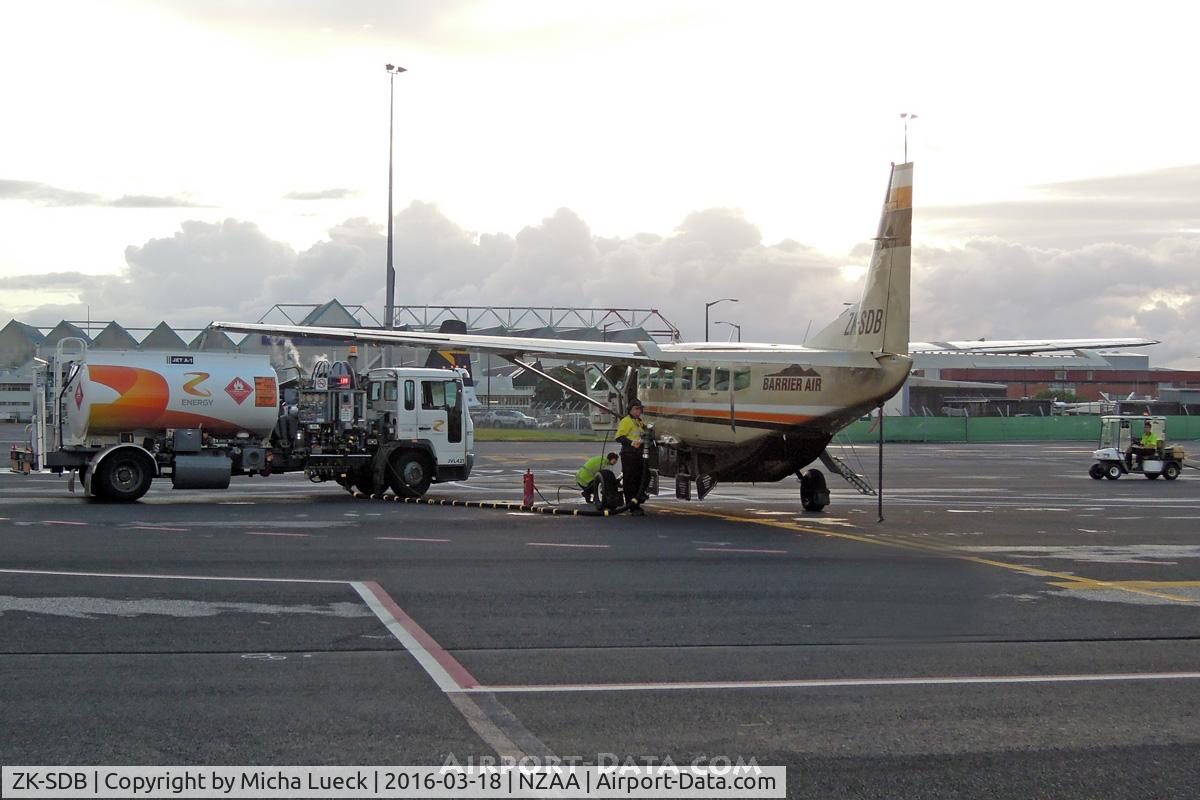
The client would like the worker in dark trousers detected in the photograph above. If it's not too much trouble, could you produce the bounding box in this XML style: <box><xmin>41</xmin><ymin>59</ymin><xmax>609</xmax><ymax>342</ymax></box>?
<box><xmin>577</xmin><ymin>452</ymin><xmax>619</xmax><ymax>503</ymax></box>
<box><xmin>615</xmin><ymin>400</ymin><xmax>648</xmax><ymax>514</ymax></box>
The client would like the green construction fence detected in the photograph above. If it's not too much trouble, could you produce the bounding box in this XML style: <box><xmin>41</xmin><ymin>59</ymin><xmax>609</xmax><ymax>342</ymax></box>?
<box><xmin>836</xmin><ymin>415</ymin><xmax>1200</xmax><ymax>444</ymax></box>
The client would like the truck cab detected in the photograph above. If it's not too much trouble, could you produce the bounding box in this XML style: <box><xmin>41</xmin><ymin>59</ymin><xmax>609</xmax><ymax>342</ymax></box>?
<box><xmin>365</xmin><ymin>367</ymin><xmax>474</xmax><ymax>486</ymax></box>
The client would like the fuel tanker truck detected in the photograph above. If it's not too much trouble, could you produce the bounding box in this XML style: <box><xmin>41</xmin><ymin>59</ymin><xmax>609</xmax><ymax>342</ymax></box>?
<box><xmin>35</xmin><ymin>339</ymin><xmax>473</xmax><ymax>502</ymax></box>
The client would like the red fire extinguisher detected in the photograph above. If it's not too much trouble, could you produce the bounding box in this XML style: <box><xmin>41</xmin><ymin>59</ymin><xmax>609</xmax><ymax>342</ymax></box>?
<box><xmin>523</xmin><ymin>469</ymin><xmax>536</xmax><ymax>507</ymax></box>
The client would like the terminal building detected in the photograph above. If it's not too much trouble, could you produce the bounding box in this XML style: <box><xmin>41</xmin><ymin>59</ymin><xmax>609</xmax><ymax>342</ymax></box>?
<box><xmin>3</xmin><ymin>302</ymin><xmax>1195</xmax><ymax>421</ymax></box>
<box><xmin>0</xmin><ymin>301</ymin><xmax>677</xmax><ymax>422</ymax></box>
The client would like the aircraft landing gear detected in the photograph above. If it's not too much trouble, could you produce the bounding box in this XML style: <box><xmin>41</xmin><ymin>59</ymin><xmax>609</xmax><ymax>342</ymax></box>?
<box><xmin>800</xmin><ymin>468</ymin><xmax>829</xmax><ymax>512</ymax></box>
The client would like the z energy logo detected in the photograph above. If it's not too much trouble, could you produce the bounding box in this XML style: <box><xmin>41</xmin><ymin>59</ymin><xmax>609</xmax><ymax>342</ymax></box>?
<box><xmin>182</xmin><ymin>372</ymin><xmax>215</xmax><ymax>407</ymax></box>
<box><xmin>182</xmin><ymin>372</ymin><xmax>212</xmax><ymax>397</ymax></box>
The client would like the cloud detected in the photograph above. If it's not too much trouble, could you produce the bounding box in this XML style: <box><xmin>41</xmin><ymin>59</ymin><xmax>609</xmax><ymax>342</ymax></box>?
<box><xmin>0</xmin><ymin>179</ymin><xmax>101</xmax><ymax>206</ymax></box>
<box><xmin>109</xmin><ymin>194</ymin><xmax>206</xmax><ymax>208</ymax></box>
<box><xmin>924</xmin><ymin>163</ymin><xmax>1200</xmax><ymax>248</ymax></box>
<box><xmin>283</xmin><ymin>188</ymin><xmax>360</xmax><ymax>201</ymax></box>
<box><xmin>0</xmin><ymin>179</ymin><xmax>204</xmax><ymax>208</ymax></box>
<box><xmin>3</xmin><ymin>201</ymin><xmax>1199</xmax><ymax>368</ymax></box>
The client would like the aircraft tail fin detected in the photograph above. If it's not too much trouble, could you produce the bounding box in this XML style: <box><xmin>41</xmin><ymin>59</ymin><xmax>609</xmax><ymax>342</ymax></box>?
<box><xmin>808</xmin><ymin>162</ymin><xmax>912</xmax><ymax>355</ymax></box>
<box><xmin>423</xmin><ymin>320</ymin><xmax>480</xmax><ymax>408</ymax></box>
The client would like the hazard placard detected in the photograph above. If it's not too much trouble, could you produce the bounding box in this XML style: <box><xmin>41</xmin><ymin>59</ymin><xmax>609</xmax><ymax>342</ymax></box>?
<box><xmin>255</xmin><ymin>377</ymin><xmax>277</xmax><ymax>407</ymax></box>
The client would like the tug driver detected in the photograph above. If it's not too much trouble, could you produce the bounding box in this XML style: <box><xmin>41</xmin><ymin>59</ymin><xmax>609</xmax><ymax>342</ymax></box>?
<box><xmin>1126</xmin><ymin>420</ymin><xmax>1161</xmax><ymax>469</ymax></box>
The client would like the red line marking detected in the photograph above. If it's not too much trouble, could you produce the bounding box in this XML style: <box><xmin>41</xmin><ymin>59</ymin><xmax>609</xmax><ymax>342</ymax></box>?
<box><xmin>377</xmin><ymin>536</ymin><xmax>451</xmax><ymax>543</ymax></box>
<box><xmin>527</xmin><ymin>542</ymin><xmax>611</xmax><ymax>549</ymax></box>
<box><xmin>43</xmin><ymin>520</ymin><xmax>88</xmax><ymax>526</ymax></box>
<box><xmin>360</xmin><ymin>580</ymin><xmax>480</xmax><ymax>690</ymax></box>
<box><xmin>697</xmin><ymin>547</ymin><xmax>789</xmax><ymax>555</ymax></box>
<box><xmin>246</xmin><ymin>531</ymin><xmax>311</xmax><ymax>537</ymax></box>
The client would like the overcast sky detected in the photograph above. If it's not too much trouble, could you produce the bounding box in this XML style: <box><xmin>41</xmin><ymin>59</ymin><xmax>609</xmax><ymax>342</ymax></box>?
<box><xmin>3</xmin><ymin>1</ymin><xmax>1199</xmax><ymax>365</ymax></box>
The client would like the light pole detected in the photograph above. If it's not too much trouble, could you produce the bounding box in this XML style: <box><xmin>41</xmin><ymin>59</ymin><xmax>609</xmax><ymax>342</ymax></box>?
<box><xmin>900</xmin><ymin>112</ymin><xmax>918</xmax><ymax>163</ymax></box>
<box><xmin>704</xmin><ymin>298</ymin><xmax>738</xmax><ymax>342</ymax></box>
<box><xmin>714</xmin><ymin>320</ymin><xmax>741</xmax><ymax>342</ymax></box>
<box><xmin>385</xmin><ymin>64</ymin><xmax>407</xmax><ymax>332</ymax></box>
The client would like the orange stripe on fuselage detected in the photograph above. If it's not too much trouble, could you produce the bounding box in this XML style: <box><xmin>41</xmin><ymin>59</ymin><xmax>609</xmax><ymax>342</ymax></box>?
<box><xmin>643</xmin><ymin>404</ymin><xmax>814</xmax><ymax>426</ymax></box>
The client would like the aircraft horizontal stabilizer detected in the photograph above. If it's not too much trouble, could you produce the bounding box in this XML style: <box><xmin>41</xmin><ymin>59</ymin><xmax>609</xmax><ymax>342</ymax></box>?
<box><xmin>910</xmin><ymin>338</ymin><xmax>1159</xmax><ymax>355</ymax></box>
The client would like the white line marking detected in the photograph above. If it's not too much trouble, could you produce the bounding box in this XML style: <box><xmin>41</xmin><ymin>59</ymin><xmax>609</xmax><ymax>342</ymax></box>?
<box><xmin>377</xmin><ymin>536</ymin><xmax>451</xmax><ymax>543</ymax></box>
<box><xmin>128</xmin><ymin>525</ymin><xmax>189</xmax><ymax>532</ymax></box>
<box><xmin>468</xmin><ymin>671</ymin><xmax>1200</xmax><ymax>694</ymax></box>
<box><xmin>0</xmin><ymin>568</ymin><xmax>345</xmax><ymax>584</ymax></box>
<box><xmin>697</xmin><ymin>547</ymin><xmax>788</xmax><ymax>555</ymax></box>
<box><xmin>527</xmin><ymin>542</ymin><xmax>610</xmax><ymax>549</ymax></box>
<box><xmin>350</xmin><ymin>581</ymin><xmax>471</xmax><ymax>692</ymax></box>
<box><xmin>43</xmin><ymin>520</ymin><xmax>88</xmax><ymax>526</ymax></box>
<box><xmin>246</xmin><ymin>531</ymin><xmax>311</xmax><ymax>537</ymax></box>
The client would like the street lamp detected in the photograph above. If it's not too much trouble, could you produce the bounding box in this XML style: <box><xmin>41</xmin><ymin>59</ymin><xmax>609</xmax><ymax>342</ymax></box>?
<box><xmin>900</xmin><ymin>112</ymin><xmax>918</xmax><ymax>163</ymax></box>
<box><xmin>704</xmin><ymin>298</ymin><xmax>738</xmax><ymax>342</ymax></box>
<box><xmin>714</xmin><ymin>321</ymin><xmax>741</xmax><ymax>342</ymax></box>
<box><xmin>384</xmin><ymin>64</ymin><xmax>408</xmax><ymax>332</ymax></box>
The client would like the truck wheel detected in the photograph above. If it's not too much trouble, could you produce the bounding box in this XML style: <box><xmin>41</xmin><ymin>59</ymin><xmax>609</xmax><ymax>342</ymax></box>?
<box><xmin>94</xmin><ymin>451</ymin><xmax>154</xmax><ymax>502</ymax></box>
<box><xmin>1088</xmin><ymin>463</ymin><xmax>1104</xmax><ymax>480</ymax></box>
<box><xmin>354</xmin><ymin>470</ymin><xmax>382</xmax><ymax>497</ymax></box>
<box><xmin>1105</xmin><ymin>463</ymin><xmax>1122</xmax><ymax>480</ymax></box>
<box><xmin>1146</xmin><ymin>472</ymin><xmax>1159</xmax><ymax>479</ymax></box>
<box><xmin>388</xmin><ymin>451</ymin><xmax>432</xmax><ymax>498</ymax></box>
<box><xmin>1164</xmin><ymin>462</ymin><xmax>1181</xmax><ymax>480</ymax></box>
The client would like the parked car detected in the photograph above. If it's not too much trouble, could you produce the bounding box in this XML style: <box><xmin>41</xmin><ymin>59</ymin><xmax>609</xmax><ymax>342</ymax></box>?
<box><xmin>475</xmin><ymin>409</ymin><xmax>538</xmax><ymax>429</ymax></box>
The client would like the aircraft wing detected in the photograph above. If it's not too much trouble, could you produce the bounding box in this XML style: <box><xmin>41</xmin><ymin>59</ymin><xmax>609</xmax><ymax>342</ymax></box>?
<box><xmin>210</xmin><ymin>321</ymin><xmax>885</xmax><ymax>369</ymax></box>
<box><xmin>909</xmin><ymin>338</ymin><xmax>1158</xmax><ymax>355</ymax></box>
<box><xmin>212</xmin><ymin>321</ymin><xmax>650</xmax><ymax>364</ymax></box>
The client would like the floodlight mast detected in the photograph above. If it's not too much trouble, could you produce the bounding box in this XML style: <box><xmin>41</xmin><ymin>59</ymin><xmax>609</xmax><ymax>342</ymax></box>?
<box><xmin>385</xmin><ymin>64</ymin><xmax>408</xmax><ymax>332</ymax></box>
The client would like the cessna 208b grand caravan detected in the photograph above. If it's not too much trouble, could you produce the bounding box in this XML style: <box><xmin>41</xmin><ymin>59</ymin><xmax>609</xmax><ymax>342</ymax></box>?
<box><xmin>214</xmin><ymin>162</ymin><xmax>1155</xmax><ymax>509</ymax></box>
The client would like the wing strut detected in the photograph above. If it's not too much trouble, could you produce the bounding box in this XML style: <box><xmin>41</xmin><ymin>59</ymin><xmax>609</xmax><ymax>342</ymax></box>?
<box><xmin>511</xmin><ymin>359</ymin><xmax>622</xmax><ymax>419</ymax></box>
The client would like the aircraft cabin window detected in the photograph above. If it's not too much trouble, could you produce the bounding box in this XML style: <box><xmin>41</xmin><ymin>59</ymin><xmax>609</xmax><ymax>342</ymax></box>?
<box><xmin>733</xmin><ymin>368</ymin><xmax>751</xmax><ymax>391</ymax></box>
<box><xmin>679</xmin><ymin>367</ymin><xmax>694</xmax><ymax>391</ymax></box>
<box><xmin>649</xmin><ymin>368</ymin><xmax>660</xmax><ymax>389</ymax></box>
<box><xmin>662</xmin><ymin>368</ymin><xmax>675</xmax><ymax>390</ymax></box>
<box><xmin>714</xmin><ymin>368</ymin><xmax>730</xmax><ymax>391</ymax></box>
<box><xmin>696</xmin><ymin>368</ymin><xmax>712</xmax><ymax>391</ymax></box>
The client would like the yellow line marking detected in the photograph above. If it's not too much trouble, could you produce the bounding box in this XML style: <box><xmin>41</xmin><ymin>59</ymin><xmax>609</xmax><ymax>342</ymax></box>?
<box><xmin>658</xmin><ymin>507</ymin><xmax>1195</xmax><ymax>604</ymax></box>
<box><xmin>1050</xmin><ymin>581</ymin><xmax>1200</xmax><ymax>590</ymax></box>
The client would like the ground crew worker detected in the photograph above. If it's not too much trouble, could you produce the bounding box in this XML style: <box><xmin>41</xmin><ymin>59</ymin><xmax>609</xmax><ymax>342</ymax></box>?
<box><xmin>615</xmin><ymin>400</ymin><xmax>648</xmax><ymax>514</ymax></box>
<box><xmin>577</xmin><ymin>452</ymin><xmax>619</xmax><ymax>503</ymax></box>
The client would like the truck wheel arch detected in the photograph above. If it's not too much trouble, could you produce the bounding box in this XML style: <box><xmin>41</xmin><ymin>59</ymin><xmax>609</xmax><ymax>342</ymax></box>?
<box><xmin>373</xmin><ymin>441</ymin><xmax>436</xmax><ymax>498</ymax></box>
<box><xmin>89</xmin><ymin>444</ymin><xmax>157</xmax><ymax>502</ymax></box>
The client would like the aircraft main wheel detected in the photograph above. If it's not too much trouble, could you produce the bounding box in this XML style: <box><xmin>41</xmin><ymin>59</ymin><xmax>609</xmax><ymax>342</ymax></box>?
<box><xmin>388</xmin><ymin>451</ymin><xmax>432</xmax><ymax>499</ymax></box>
<box><xmin>1164</xmin><ymin>462</ymin><xmax>1181</xmax><ymax>480</ymax></box>
<box><xmin>94</xmin><ymin>451</ymin><xmax>154</xmax><ymax>502</ymax></box>
<box><xmin>1088</xmin><ymin>463</ymin><xmax>1105</xmax><ymax>480</ymax></box>
<box><xmin>1105</xmin><ymin>464</ymin><xmax>1122</xmax><ymax>480</ymax></box>
<box><xmin>800</xmin><ymin>468</ymin><xmax>829</xmax><ymax>512</ymax></box>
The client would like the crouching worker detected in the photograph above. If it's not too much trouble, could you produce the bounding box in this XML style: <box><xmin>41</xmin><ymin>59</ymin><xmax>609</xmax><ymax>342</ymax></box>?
<box><xmin>577</xmin><ymin>452</ymin><xmax>619</xmax><ymax>503</ymax></box>
<box><xmin>615</xmin><ymin>400</ymin><xmax>648</xmax><ymax>514</ymax></box>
